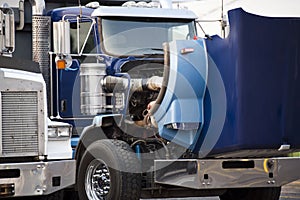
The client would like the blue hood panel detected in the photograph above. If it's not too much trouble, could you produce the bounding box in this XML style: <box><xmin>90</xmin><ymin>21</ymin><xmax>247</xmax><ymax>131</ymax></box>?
<box><xmin>196</xmin><ymin>8</ymin><xmax>300</xmax><ymax>157</ymax></box>
<box><xmin>156</xmin><ymin>8</ymin><xmax>300</xmax><ymax>157</ymax></box>
<box><xmin>154</xmin><ymin>39</ymin><xmax>208</xmax><ymax>149</ymax></box>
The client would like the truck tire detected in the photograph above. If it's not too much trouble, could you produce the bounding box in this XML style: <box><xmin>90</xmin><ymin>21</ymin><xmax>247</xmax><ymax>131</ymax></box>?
<box><xmin>77</xmin><ymin>139</ymin><xmax>141</xmax><ymax>200</ymax></box>
<box><xmin>219</xmin><ymin>187</ymin><xmax>281</xmax><ymax>200</ymax></box>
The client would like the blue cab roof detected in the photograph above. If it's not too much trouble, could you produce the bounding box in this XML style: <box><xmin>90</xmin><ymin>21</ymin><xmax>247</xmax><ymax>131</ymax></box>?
<box><xmin>48</xmin><ymin>7</ymin><xmax>94</xmax><ymax>21</ymax></box>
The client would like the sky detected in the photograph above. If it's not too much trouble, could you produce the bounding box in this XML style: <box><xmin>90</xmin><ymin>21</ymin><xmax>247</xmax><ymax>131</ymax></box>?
<box><xmin>179</xmin><ymin>0</ymin><xmax>300</xmax><ymax>37</ymax></box>
<box><xmin>2</xmin><ymin>0</ymin><xmax>300</xmax><ymax>37</ymax></box>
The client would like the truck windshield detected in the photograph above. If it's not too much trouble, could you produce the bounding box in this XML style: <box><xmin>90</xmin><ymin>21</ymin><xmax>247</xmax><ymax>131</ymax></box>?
<box><xmin>100</xmin><ymin>17</ymin><xmax>196</xmax><ymax>56</ymax></box>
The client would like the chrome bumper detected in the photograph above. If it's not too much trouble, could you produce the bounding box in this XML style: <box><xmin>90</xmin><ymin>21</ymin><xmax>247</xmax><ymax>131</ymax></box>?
<box><xmin>0</xmin><ymin>160</ymin><xmax>75</xmax><ymax>197</ymax></box>
<box><xmin>155</xmin><ymin>157</ymin><xmax>300</xmax><ymax>189</ymax></box>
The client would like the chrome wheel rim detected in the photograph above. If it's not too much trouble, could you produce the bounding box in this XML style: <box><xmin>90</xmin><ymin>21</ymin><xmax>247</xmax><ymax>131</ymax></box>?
<box><xmin>85</xmin><ymin>159</ymin><xmax>111</xmax><ymax>200</ymax></box>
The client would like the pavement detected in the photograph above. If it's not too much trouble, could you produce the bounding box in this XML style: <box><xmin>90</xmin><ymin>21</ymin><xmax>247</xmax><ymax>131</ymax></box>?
<box><xmin>6</xmin><ymin>180</ymin><xmax>300</xmax><ymax>200</ymax></box>
<box><xmin>144</xmin><ymin>180</ymin><xmax>300</xmax><ymax>200</ymax></box>
<box><xmin>281</xmin><ymin>181</ymin><xmax>300</xmax><ymax>200</ymax></box>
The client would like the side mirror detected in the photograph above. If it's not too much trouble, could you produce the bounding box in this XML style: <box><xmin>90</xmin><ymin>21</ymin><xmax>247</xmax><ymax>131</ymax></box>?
<box><xmin>4</xmin><ymin>11</ymin><xmax>14</xmax><ymax>51</ymax></box>
<box><xmin>0</xmin><ymin>5</ymin><xmax>15</xmax><ymax>54</ymax></box>
<box><xmin>53</xmin><ymin>21</ymin><xmax>70</xmax><ymax>54</ymax></box>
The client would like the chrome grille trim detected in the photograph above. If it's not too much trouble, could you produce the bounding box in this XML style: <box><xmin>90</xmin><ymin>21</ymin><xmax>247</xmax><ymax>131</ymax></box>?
<box><xmin>1</xmin><ymin>91</ymin><xmax>39</xmax><ymax>156</ymax></box>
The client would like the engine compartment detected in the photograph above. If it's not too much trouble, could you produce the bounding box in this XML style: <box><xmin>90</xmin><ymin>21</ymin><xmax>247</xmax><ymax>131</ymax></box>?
<box><xmin>103</xmin><ymin>60</ymin><xmax>164</xmax><ymax>128</ymax></box>
<box><xmin>123</xmin><ymin>61</ymin><xmax>163</xmax><ymax>127</ymax></box>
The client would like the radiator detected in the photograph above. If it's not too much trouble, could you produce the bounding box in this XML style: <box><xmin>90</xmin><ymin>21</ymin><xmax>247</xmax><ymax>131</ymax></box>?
<box><xmin>1</xmin><ymin>91</ymin><xmax>39</xmax><ymax>156</ymax></box>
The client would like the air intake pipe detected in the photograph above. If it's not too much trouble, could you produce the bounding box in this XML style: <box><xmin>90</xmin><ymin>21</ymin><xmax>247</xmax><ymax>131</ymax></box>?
<box><xmin>30</xmin><ymin>0</ymin><xmax>51</xmax><ymax>114</ymax></box>
<box><xmin>30</xmin><ymin>0</ymin><xmax>45</xmax><ymax>16</ymax></box>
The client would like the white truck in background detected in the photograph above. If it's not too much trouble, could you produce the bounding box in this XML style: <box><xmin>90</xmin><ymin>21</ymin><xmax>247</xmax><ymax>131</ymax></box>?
<box><xmin>0</xmin><ymin>4</ymin><xmax>75</xmax><ymax>198</ymax></box>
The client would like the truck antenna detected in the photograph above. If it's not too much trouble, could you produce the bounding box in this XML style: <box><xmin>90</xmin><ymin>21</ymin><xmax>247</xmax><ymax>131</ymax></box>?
<box><xmin>221</xmin><ymin>0</ymin><xmax>223</xmax><ymax>19</ymax></box>
<box><xmin>221</xmin><ymin>0</ymin><xmax>226</xmax><ymax>38</ymax></box>
<box><xmin>78</xmin><ymin>0</ymin><xmax>82</xmax><ymax>17</ymax></box>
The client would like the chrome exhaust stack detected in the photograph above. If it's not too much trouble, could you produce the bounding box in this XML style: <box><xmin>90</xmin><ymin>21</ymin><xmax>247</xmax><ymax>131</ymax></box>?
<box><xmin>30</xmin><ymin>0</ymin><xmax>45</xmax><ymax>16</ymax></box>
<box><xmin>30</xmin><ymin>0</ymin><xmax>51</xmax><ymax>113</ymax></box>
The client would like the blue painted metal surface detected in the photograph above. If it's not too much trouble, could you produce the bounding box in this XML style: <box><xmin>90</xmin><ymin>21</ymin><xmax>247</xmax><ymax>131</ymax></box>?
<box><xmin>71</xmin><ymin>137</ymin><xmax>80</xmax><ymax>158</ymax></box>
<box><xmin>48</xmin><ymin>7</ymin><xmax>94</xmax><ymax>22</ymax></box>
<box><xmin>58</xmin><ymin>60</ymin><xmax>81</xmax><ymax>117</ymax></box>
<box><xmin>154</xmin><ymin>39</ymin><xmax>208</xmax><ymax>149</ymax></box>
<box><xmin>196</xmin><ymin>8</ymin><xmax>300</xmax><ymax>156</ymax></box>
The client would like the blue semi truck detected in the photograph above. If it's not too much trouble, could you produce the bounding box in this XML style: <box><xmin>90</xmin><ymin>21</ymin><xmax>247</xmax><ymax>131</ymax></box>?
<box><xmin>0</xmin><ymin>0</ymin><xmax>300</xmax><ymax>199</ymax></box>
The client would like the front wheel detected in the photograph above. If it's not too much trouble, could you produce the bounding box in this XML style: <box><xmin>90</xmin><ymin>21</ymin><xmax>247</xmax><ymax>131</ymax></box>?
<box><xmin>219</xmin><ymin>187</ymin><xmax>281</xmax><ymax>200</ymax></box>
<box><xmin>77</xmin><ymin>139</ymin><xmax>142</xmax><ymax>200</ymax></box>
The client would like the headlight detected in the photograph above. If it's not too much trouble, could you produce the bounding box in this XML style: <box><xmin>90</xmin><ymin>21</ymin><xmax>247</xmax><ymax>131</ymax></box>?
<box><xmin>57</xmin><ymin>126</ymin><xmax>71</xmax><ymax>137</ymax></box>
<box><xmin>48</xmin><ymin>125</ymin><xmax>72</xmax><ymax>140</ymax></box>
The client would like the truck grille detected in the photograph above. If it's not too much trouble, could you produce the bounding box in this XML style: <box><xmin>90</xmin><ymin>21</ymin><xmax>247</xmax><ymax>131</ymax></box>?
<box><xmin>1</xmin><ymin>91</ymin><xmax>39</xmax><ymax>156</ymax></box>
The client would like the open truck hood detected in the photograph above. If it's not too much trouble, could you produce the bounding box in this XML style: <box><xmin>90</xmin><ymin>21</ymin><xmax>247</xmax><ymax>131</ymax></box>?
<box><xmin>154</xmin><ymin>8</ymin><xmax>300</xmax><ymax>158</ymax></box>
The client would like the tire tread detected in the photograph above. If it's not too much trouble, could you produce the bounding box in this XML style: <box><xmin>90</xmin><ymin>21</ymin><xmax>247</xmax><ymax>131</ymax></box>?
<box><xmin>77</xmin><ymin>139</ymin><xmax>141</xmax><ymax>200</ymax></box>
